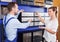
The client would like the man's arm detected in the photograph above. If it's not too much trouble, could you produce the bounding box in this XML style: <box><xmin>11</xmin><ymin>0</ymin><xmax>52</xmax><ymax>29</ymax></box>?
<box><xmin>11</xmin><ymin>19</ymin><xmax>32</xmax><ymax>29</ymax></box>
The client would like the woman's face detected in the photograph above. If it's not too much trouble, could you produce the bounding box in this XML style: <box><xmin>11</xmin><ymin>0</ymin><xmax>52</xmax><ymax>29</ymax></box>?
<box><xmin>48</xmin><ymin>9</ymin><xmax>55</xmax><ymax>17</ymax></box>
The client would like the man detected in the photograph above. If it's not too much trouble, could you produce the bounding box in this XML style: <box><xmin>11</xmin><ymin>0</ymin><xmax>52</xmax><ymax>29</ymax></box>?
<box><xmin>3</xmin><ymin>2</ymin><xmax>32</xmax><ymax>42</ymax></box>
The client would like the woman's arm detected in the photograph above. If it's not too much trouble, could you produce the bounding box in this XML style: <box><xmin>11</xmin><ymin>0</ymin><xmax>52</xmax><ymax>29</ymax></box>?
<box><xmin>45</xmin><ymin>27</ymin><xmax>56</xmax><ymax>34</ymax></box>
<box><xmin>39</xmin><ymin>27</ymin><xmax>56</xmax><ymax>34</ymax></box>
<box><xmin>45</xmin><ymin>22</ymin><xmax>58</xmax><ymax>34</ymax></box>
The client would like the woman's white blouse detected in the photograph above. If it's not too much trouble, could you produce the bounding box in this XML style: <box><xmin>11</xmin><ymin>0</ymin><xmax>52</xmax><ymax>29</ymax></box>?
<box><xmin>43</xmin><ymin>19</ymin><xmax>58</xmax><ymax>42</ymax></box>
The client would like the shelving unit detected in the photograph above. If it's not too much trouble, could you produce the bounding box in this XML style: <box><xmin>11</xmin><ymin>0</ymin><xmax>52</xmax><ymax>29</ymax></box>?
<box><xmin>20</xmin><ymin>11</ymin><xmax>50</xmax><ymax>26</ymax></box>
<box><xmin>0</xmin><ymin>0</ymin><xmax>53</xmax><ymax>42</ymax></box>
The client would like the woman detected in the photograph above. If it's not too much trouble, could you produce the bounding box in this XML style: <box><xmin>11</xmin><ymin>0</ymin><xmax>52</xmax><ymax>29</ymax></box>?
<box><xmin>36</xmin><ymin>6</ymin><xmax>58</xmax><ymax>42</ymax></box>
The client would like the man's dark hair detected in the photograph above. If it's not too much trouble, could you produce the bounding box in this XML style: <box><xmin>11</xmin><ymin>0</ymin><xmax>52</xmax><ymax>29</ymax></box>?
<box><xmin>7</xmin><ymin>2</ymin><xmax>17</xmax><ymax>12</ymax></box>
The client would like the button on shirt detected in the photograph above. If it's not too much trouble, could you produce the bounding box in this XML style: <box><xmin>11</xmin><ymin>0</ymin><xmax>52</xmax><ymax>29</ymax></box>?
<box><xmin>43</xmin><ymin>19</ymin><xmax>58</xmax><ymax>42</ymax></box>
<box><xmin>3</xmin><ymin>14</ymin><xmax>30</xmax><ymax>41</ymax></box>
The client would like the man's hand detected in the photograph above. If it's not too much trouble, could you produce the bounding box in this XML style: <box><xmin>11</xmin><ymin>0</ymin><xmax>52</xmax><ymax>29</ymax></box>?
<box><xmin>18</xmin><ymin>9</ymin><xmax>24</xmax><ymax>13</ymax></box>
<box><xmin>20</xmin><ymin>9</ymin><xmax>24</xmax><ymax>12</ymax></box>
<box><xmin>28</xmin><ymin>19</ymin><xmax>32</xmax><ymax>22</ymax></box>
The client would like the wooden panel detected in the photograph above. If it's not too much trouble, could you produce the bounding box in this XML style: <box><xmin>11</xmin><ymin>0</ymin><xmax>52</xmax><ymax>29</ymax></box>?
<box><xmin>53</xmin><ymin>0</ymin><xmax>60</xmax><ymax>42</ymax></box>
<box><xmin>53</xmin><ymin>0</ymin><xmax>60</xmax><ymax>6</ymax></box>
<box><xmin>57</xmin><ymin>6</ymin><xmax>60</xmax><ymax>42</ymax></box>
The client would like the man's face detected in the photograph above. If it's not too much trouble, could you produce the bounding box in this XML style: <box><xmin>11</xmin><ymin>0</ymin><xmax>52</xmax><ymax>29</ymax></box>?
<box><xmin>13</xmin><ymin>4</ymin><xmax>19</xmax><ymax>14</ymax></box>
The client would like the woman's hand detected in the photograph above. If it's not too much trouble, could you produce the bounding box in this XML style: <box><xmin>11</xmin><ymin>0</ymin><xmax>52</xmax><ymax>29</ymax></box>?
<box><xmin>35</xmin><ymin>12</ymin><xmax>45</xmax><ymax>23</ymax></box>
<box><xmin>35</xmin><ymin>12</ymin><xmax>39</xmax><ymax>16</ymax></box>
<box><xmin>39</xmin><ymin>26</ymin><xmax>45</xmax><ymax>29</ymax></box>
<box><xmin>35</xmin><ymin>12</ymin><xmax>41</xmax><ymax>17</ymax></box>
